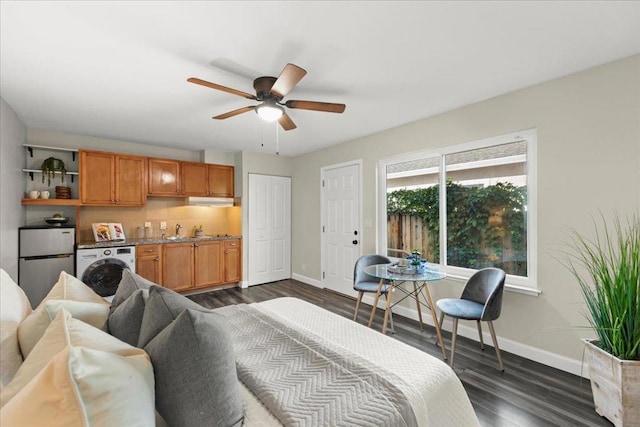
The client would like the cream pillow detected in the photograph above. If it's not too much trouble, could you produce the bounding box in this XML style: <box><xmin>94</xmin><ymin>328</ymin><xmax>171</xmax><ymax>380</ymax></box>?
<box><xmin>0</xmin><ymin>346</ymin><xmax>155</xmax><ymax>427</ymax></box>
<box><xmin>38</xmin><ymin>271</ymin><xmax>108</xmax><ymax>308</ymax></box>
<box><xmin>18</xmin><ymin>300</ymin><xmax>110</xmax><ymax>358</ymax></box>
<box><xmin>0</xmin><ymin>269</ymin><xmax>32</xmax><ymax>387</ymax></box>
<box><xmin>1</xmin><ymin>309</ymin><xmax>150</xmax><ymax>407</ymax></box>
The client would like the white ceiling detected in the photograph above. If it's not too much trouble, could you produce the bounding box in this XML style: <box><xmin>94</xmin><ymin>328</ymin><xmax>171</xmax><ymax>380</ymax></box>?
<box><xmin>1</xmin><ymin>1</ymin><xmax>639</xmax><ymax>157</ymax></box>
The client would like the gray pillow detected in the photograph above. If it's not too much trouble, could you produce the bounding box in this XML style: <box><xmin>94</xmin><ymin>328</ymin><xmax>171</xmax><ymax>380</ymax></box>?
<box><xmin>108</xmin><ymin>289</ymin><xmax>148</xmax><ymax>346</ymax></box>
<box><xmin>144</xmin><ymin>309</ymin><xmax>244</xmax><ymax>427</ymax></box>
<box><xmin>111</xmin><ymin>269</ymin><xmax>156</xmax><ymax>309</ymax></box>
<box><xmin>137</xmin><ymin>285</ymin><xmax>209</xmax><ymax>347</ymax></box>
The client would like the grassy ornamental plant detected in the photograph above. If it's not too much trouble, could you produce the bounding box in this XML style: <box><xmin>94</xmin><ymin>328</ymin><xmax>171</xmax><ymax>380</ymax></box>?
<box><xmin>565</xmin><ymin>212</ymin><xmax>640</xmax><ymax>360</ymax></box>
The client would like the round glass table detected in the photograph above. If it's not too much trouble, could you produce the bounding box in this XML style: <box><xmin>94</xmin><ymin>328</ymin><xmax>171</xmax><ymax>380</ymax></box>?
<box><xmin>363</xmin><ymin>263</ymin><xmax>448</xmax><ymax>359</ymax></box>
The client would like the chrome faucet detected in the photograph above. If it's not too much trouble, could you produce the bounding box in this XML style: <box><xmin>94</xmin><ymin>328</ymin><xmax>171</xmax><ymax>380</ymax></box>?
<box><xmin>175</xmin><ymin>223</ymin><xmax>182</xmax><ymax>236</ymax></box>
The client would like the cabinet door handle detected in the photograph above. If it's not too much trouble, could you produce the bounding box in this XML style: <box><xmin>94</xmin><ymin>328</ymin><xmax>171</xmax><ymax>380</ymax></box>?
<box><xmin>154</xmin><ymin>257</ymin><xmax>159</xmax><ymax>261</ymax></box>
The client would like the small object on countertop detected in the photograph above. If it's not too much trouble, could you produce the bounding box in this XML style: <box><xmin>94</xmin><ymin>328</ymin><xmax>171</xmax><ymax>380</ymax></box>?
<box><xmin>144</xmin><ymin>226</ymin><xmax>153</xmax><ymax>239</ymax></box>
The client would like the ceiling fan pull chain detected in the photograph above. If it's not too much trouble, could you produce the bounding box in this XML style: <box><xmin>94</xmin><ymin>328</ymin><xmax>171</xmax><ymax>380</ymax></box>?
<box><xmin>276</xmin><ymin>122</ymin><xmax>280</xmax><ymax>156</ymax></box>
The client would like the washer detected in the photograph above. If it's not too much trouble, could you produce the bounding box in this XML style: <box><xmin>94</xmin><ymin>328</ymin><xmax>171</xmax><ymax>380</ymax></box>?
<box><xmin>76</xmin><ymin>246</ymin><xmax>136</xmax><ymax>297</ymax></box>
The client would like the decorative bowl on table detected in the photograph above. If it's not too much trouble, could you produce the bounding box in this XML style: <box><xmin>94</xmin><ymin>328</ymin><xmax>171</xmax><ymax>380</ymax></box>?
<box><xmin>44</xmin><ymin>217</ymin><xmax>69</xmax><ymax>225</ymax></box>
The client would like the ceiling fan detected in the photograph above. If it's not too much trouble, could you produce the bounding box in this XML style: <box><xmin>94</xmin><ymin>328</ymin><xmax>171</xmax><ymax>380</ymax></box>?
<box><xmin>187</xmin><ymin>63</ymin><xmax>346</xmax><ymax>131</ymax></box>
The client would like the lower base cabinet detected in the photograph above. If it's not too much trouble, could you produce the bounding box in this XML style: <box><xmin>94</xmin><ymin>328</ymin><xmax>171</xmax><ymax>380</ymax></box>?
<box><xmin>224</xmin><ymin>239</ymin><xmax>241</xmax><ymax>283</ymax></box>
<box><xmin>145</xmin><ymin>239</ymin><xmax>241</xmax><ymax>292</ymax></box>
<box><xmin>135</xmin><ymin>245</ymin><xmax>162</xmax><ymax>285</ymax></box>
<box><xmin>194</xmin><ymin>241</ymin><xmax>224</xmax><ymax>288</ymax></box>
<box><xmin>161</xmin><ymin>243</ymin><xmax>194</xmax><ymax>291</ymax></box>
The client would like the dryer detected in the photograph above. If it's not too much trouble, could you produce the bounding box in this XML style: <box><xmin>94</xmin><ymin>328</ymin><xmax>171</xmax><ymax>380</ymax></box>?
<box><xmin>76</xmin><ymin>246</ymin><xmax>136</xmax><ymax>297</ymax></box>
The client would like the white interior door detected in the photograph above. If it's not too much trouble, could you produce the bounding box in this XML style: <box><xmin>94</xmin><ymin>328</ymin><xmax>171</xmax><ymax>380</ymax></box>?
<box><xmin>322</xmin><ymin>161</ymin><xmax>361</xmax><ymax>296</ymax></box>
<box><xmin>248</xmin><ymin>174</ymin><xmax>291</xmax><ymax>286</ymax></box>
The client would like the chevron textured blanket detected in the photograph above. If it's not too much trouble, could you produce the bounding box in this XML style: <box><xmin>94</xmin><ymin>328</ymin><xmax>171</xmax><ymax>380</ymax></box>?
<box><xmin>215</xmin><ymin>304</ymin><xmax>419</xmax><ymax>427</ymax></box>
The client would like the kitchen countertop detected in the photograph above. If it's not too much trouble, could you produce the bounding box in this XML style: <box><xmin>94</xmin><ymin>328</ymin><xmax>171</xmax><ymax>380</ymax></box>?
<box><xmin>77</xmin><ymin>235</ymin><xmax>241</xmax><ymax>249</ymax></box>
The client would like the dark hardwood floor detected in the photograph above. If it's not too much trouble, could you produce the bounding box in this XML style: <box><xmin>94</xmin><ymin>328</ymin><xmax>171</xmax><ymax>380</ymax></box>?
<box><xmin>187</xmin><ymin>279</ymin><xmax>611</xmax><ymax>427</ymax></box>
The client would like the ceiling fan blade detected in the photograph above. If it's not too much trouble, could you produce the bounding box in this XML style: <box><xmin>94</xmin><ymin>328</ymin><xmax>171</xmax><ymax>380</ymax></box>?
<box><xmin>188</xmin><ymin>77</ymin><xmax>257</xmax><ymax>100</ymax></box>
<box><xmin>213</xmin><ymin>106</ymin><xmax>256</xmax><ymax>120</ymax></box>
<box><xmin>278</xmin><ymin>113</ymin><xmax>297</xmax><ymax>131</ymax></box>
<box><xmin>285</xmin><ymin>100</ymin><xmax>346</xmax><ymax>113</ymax></box>
<box><xmin>270</xmin><ymin>64</ymin><xmax>307</xmax><ymax>98</ymax></box>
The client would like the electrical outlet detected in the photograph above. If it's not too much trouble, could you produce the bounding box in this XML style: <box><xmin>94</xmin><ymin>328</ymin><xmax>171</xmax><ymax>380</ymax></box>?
<box><xmin>144</xmin><ymin>222</ymin><xmax>151</xmax><ymax>228</ymax></box>
<box><xmin>159</xmin><ymin>221</ymin><xmax>167</xmax><ymax>230</ymax></box>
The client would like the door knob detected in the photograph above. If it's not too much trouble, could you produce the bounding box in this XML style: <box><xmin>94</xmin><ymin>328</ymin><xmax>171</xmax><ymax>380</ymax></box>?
<box><xmin>352</xmin><ymin>240</ymin><xmax>358</xmax><ymax>245</ymax></box>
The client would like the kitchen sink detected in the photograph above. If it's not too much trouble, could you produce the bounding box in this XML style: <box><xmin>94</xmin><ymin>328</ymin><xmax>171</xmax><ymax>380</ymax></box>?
<box><xmin>163</xmin><ymin>235</ymin><xmax>185</xmax><ymax>240</ymax></box>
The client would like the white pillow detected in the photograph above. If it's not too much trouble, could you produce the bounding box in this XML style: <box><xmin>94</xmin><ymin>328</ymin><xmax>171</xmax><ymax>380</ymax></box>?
<box><xmin>18</xmin><ymin>300</ymin><xmax>110</xmax><ymax>358</ymax></box>
<box><xmin>38</xmin><ymin>271</ymin><xmax>108</xmax><ymax>308</ymax></box>
<box><xmin>1</xmin><ymin>309</ymin><xmax>150</xmax><ymax>408</ymax></box>
<box><xmin>0</xmin><ymin>269</ymin><xmax>32</xmax><ymax>387</ymax></box>
<box><xmin>0</xmin><ymin>346</ymin><xmax>155</xmax><ymax>427</ymax></box>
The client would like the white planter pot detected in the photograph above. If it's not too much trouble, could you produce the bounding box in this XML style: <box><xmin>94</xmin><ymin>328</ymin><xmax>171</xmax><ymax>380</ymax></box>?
<box><xmin>583</xmin><ymin>339</ymin><xmax>640</xmax><ymax>427</ymax></box>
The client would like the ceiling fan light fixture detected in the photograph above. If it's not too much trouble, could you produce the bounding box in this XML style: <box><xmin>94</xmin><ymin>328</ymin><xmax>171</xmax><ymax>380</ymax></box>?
<box><xmin>256</xmin><ymin>103</ymin><xmax>284</xmax><ymax>122</ymax></box>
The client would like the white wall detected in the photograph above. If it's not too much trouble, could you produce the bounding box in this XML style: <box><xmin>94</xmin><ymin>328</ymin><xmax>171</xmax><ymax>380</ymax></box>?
<box><xmin>0</xmin><ymin>98</ymin><xmax>27</xmax><ymax>279</ymax></box>
<box><xmin>290</xmin><ymin>54</ymin><xmax>640</xmax><ymax>374</ymax></box>
<box><xmin>27</xmin><ymin>128</ymin><xmax>200</xmax><ymax>161</ymax></box>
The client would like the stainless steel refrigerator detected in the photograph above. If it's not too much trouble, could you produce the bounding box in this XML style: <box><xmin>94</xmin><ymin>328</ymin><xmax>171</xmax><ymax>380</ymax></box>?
<box><xmin>19</xmin><ymin>226</ymin><xmax>75</xmax><ymax>307</ymax></box>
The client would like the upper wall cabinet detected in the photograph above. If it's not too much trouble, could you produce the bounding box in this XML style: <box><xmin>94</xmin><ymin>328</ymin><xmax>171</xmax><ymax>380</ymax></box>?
<box><xmin>181</xmin><ymin>162</ymin><xmax>209</xmax><ymax>196</ymax></box>
<box><xmin>80</xmin><ymin>150</ymin><xmax>146</xmax><ymax>206</ymax></box>
<box><xmin>149</xmin><ymin>159</ymin><xmax>234</xmax><ymax>198</ymax></box>
<box><xmin>148</xmin><ymin>158</ymin><xmax>181</xmax><ymax>196</ymax></box>
<box><xmin>208</xmin><ymin>164</ymin><xmax>234</xmax><ymax>197</ymax></box>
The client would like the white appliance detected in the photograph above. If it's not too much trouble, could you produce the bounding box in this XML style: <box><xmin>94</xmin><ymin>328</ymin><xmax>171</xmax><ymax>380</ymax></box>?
<box><xmin>76</xmin><ymin>246</ymin><xmax>136</xmax><ymax>297</ymax></box>
<box><xmin>19</xmin><ymin>226</ymin><xmax>76</xmax><ymax>307</ymax></box>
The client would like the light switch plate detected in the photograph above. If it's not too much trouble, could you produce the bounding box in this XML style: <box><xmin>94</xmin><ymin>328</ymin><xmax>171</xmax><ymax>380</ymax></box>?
<box><xmin>144</xmin><ymin>222</ymin><xmax>151</xmax><ymax>228</ymax></box>
<box><xmin>159</xmin><ymin>221</ymin><xmax>167</xmax><ymax>230</ymax></box>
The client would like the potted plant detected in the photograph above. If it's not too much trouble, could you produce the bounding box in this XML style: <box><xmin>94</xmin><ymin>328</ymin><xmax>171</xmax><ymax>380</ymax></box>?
<box><xmin>563</xmin><ymin>212</ymin><xmax>639</xmax><ymax>427</ymax></box>
<box><xmin>40</xmin><ymin>157</ymin><xmax>66</xmax><ymax>186</ymax></box>
<box><xmin>193</xmin><ymin>225</ymin><xmax>204</xmax><ymax>238</ymax></box>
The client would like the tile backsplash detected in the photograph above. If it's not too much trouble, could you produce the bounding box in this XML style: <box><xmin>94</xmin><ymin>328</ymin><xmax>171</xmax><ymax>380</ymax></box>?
<box><xmin>79</xmin><ymin>198</ymin><xmax>241</xmax><ymax>243</ymax></box>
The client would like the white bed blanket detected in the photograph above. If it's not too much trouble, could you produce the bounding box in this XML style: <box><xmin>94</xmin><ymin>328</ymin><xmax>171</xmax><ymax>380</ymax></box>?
<box><xmin>237</xmin><ymin>297</ymin><xmax>479</xmax><ymax>427</ymax></box>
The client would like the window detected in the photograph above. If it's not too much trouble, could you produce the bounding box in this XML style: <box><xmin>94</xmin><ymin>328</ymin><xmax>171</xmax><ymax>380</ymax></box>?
<box><xmin>379</xmin><ymin>129</ymin><xmax>537</xmax><ymax>292</ymax></box>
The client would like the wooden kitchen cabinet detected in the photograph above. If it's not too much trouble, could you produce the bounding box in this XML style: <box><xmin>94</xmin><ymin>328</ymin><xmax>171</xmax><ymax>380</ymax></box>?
<box><xmin>182</xmin><ymin>163</ymin><xmax>234</xmax><ymax>197</ymax></box>
<box><xmin>194</xmin><ymin>240</ymin><xmax>224</xmax><ymax>287</ymax></box>
<box><xmin>148</xmin><ymin>158</ymin><xmax>180</xmax><ymax>196</ymax></box>
<box><xmin>80</xmin><ymin>150</ymin><xmax>146</xmax><ymax>206</ymax></box>
<box><xmin>136</xmin><ymin>244</ymin><xmax>162</xmax><ymax>284</ymax></box>
<box><xmin>181</xmin><ymin>162</ymin><xmax>209</xmax><ymax>196</ymax></box>
<box><xmin>148</xmin><ymin>157</ymin><xmax>234</xmax><ymax>198</ymax></box>
<box><xmin>208</xmin><ymin>164</ymin><xmax>234</xmax><ymax>197</ymax></box>
<box><xmin>161</xmin><ymin>242</ymin><xmax>194</xmax><ymax>291</ymax></box>
<box><xmin>223</xmin><ymin>239</ymin><xmax>241</xmax><ymax>283</ymax></box>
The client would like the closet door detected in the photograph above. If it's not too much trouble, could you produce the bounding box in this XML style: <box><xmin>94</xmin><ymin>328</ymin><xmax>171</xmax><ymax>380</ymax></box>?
<box><xmin>248</xmin><ymin>174</ymin><xmax>291</xmax><ymax>286</ymax></box>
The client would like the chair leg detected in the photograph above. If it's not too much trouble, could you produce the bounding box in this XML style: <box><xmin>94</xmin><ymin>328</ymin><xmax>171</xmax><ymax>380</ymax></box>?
<box><xmin>449</xmin><ymin>318</ymin><xmax>459</xmax><ymax>368</ymax></box>
<box><xmin>487</xmin><ymin>321</ymin><xmax>504</xmax><ymax>371</ymax></box>
<box><xmin>476</xmin><ymin>320</ymin><xmax>484</xmax><ymax>350</ymax></box>
<box><xmin>384</xmin><ymin>293</ymin><xmax>395</xmax><ymax>333</ymax></box>
<box><xmin>353</xmin><ymin>291</ymin><xmax>364</xmax><ymax>322</ymax></box>
<box><xmin>436</xmin><ymin>312</ymin><xmax>445</xmax><ymax>346</ymax></box>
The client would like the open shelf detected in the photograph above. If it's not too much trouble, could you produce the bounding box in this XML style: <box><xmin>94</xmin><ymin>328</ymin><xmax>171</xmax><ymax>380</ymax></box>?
<box><xmin>21</xmin><ymin>198</ymin><xmax>80</xmax><ymax>206</ymax></box>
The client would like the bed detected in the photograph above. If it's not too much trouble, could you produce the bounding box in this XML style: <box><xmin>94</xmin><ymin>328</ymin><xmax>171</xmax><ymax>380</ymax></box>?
<box><xmin>215</xmin><ymin>297</ymin><xmax>480</xmax><ymax>427</ymax></box>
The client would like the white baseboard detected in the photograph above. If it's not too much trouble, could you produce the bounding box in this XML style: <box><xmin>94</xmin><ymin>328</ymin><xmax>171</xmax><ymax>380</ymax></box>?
<box><xmin>288</xmin><ymin>276</ymin><xmax>589</xmax><ymax>378</ymax></box>
<box><xmin>359</xmin><ymin>293</ymin><xmax>589</xmax><ymax>379</ymax></box>
<box><xmin>239</xmin><ymin>280</ymin><xmax>249</xmax><ymax>289</ymax></box>
<box><xmin>291</xmin><ymin>273</ymin><xmax>322</xmax><ymax>288</ymax></box>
